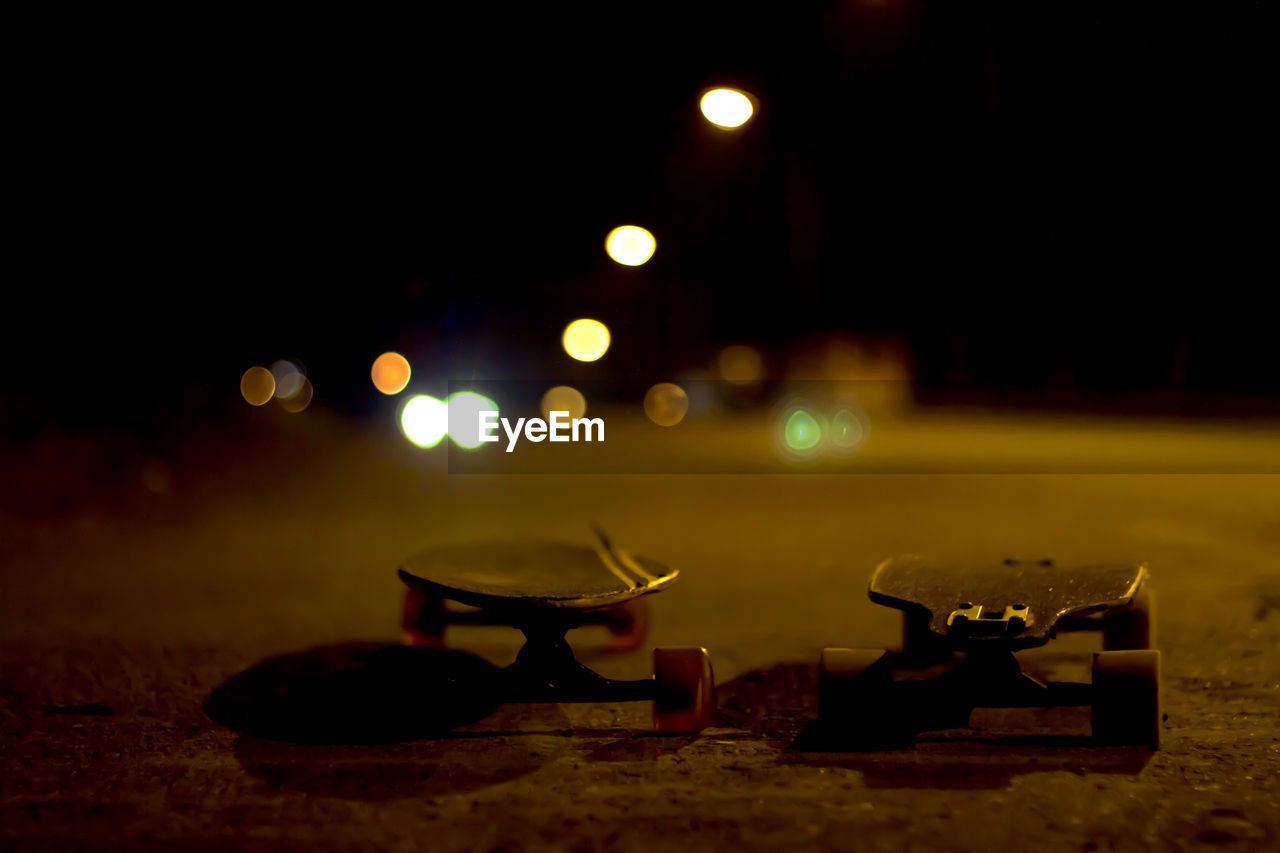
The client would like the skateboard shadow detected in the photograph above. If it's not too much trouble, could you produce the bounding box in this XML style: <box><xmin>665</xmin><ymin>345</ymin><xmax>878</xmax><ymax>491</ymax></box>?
<box><xmin>207</xmin><ymin>643</ymin><xmax>680</xmax><ymax>799</ymax></box>
<box><xmin>204</xmin><ymin>642</ymin><xmax>503</xmax><ymax>745</ymax></box>
<box><xmin>716</xmin><ymin>662</ymin><xmax>1154</xmax><ymax>789</ymax></box>
<box><xmin>786</xmin><ymin>733</ymin><xmax>1153</xmax><ymax>789</ymax></box>
<box><xmin>230</xmin><ymin>732</ymin><xmax>550</xmax><ymax>802</ymax></box>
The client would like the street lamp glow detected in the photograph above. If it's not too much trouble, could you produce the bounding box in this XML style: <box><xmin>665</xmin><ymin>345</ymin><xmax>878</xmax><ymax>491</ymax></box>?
<box><xmin>700</xmin><ymin>88</ymin><xmax>754</xmax><ymax>129</ymax></box>
<box><xmin>400</xmin><ymin>395</ymin><xmax>448</xmax><ymax>448</ymax></box>
<box><xmin>562</xmin><ymin>318</ymin><xmax>611</xmax><ymax>362</ymax></box>
<box><xmin>605</xmin><ymin>225</ymin><xmax>656</xmax><ymax>267</ymax></box>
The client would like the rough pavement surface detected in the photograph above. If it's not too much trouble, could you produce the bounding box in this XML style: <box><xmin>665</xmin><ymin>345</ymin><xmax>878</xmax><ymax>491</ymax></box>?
<box><xmin>2</xmin><ymin>412</ymin><xmax>1277</xmax><ymax>850</ymax></box>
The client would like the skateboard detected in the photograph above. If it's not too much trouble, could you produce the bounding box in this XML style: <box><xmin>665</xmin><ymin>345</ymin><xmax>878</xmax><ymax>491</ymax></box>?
<box><xmin>818</xmin><ymin>556</ymin><xmax>1160</xmax><ymax>748</ymax></box>
<box><xmin>401</xmin><ymin>538</ymin><xmax>658</xmax><ymax>652</ymax></box>
<box><xmin>397</xmin><ymin>535</ymin><xmax>713</xmax><ymax>732</ymax></box>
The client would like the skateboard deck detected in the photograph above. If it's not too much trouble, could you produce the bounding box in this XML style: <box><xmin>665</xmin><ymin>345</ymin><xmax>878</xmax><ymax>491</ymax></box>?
<box><xmin>399</xmin><ymin>540</ymin><xmax>677</xmax><ymax>611</ymax></box>
<box><xmin>870</xmin><ymin>555</ymin><xmax>1148</xmax><ymax>647</ymax></box>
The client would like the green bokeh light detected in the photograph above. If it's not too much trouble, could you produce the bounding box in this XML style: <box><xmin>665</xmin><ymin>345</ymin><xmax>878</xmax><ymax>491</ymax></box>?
<box><xmin>784</xmin><ymin>409</ymin><xmax>822</xmax><ymax>451</ymax></box>
<box><xmin>830</xmin><ymin>409</ymin><xmax>864</xmax><ymax>448</ymax></box>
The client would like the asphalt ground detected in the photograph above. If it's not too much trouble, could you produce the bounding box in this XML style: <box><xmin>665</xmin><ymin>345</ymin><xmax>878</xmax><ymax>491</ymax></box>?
<box><xmin>2</xmin><ymin>407</ymin><xmax>1278</xmax><ymax>850</ymax></box>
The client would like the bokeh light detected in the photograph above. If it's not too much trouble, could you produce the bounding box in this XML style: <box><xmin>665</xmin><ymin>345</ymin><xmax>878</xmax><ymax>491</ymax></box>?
<box><xmin>371</xmin><ymin>352</ymin><xmax>412</xmax><ymax>395</ymax></box>
<box><xmin>540</xmin><ymin>386</ymin><xmax>587</xmax><ymax>420</ymax></box>
<box><xmin>562</xmin><ymin>319</ymin><xmax>611</xmax><ymax>362</ymax></box>
<box><xmin>278</xmin><ymin>378</ymin><xmax>314</xmax><ymax>413</ymax></box>
<box><xmin>271</xmin><ymin>359</ymin><xmax>306</xmax><ymax>400</ymax></box>
<box><xmin>240</xmin><ymin>366</ymin><xmax>275</xmax><ymax>406</ymax></box>
<box><xmin>700</xmin><ymin>88</ymin><xmax>754</xmax><ymax>129</ymax></box>
<box><xmin>830</xmin><ymin>408</ymin><xmax>866</xmax><ymax>449</ymax></box>
<box><xmin>605</xmin><ymin>225</ymin><xmax>657</xmax><ymax>267</ymax></box>
<box><xmin>644</xmin><ymin>383</ymin><xmax>689</xmax><ymax>427</ymax></box>
<box><xmin>447</xmin><ymin>391</ymin><xmax>499</xmax><ymax>450</ymax></box>
<box><xmin>400</xmin><ymin>395</ymin><xmax>448</xmax><ymax>448</ymax></box>
<box><xmin>783</xmin><ymin>408</ymin><xmax>822</xmax><ymax>452</ymax></box>
<box><xmin>718</xmin><ymin>344</ymin><xmax>764</xmax><ymax>384</ymax></box>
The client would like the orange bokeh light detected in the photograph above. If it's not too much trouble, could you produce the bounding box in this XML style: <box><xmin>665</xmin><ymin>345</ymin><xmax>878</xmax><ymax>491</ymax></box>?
<box><xmin>644</xmin><ymin>383</ymin><xmax>689</xmax><ymax>427</ymax></box>
<box><xmin>371</xmin><ymin>352</ymin><xmax>412</xmax><ymax>395</ymax></box>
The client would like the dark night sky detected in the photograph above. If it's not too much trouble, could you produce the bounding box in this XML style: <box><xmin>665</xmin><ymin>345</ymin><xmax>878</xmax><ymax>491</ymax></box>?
<box><xmin>7</xmin><ymin>2</ymin><xmax>1273</xmax><ymax>430</ymax></box>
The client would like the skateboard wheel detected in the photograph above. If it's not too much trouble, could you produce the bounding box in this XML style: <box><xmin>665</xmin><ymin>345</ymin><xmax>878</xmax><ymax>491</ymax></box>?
<box><xmin>652</xmin><ymin>647</ymin><xmax>713</xmax><ymax>733</ymax></box>
<box><xmin>603</xmin><ymin>597</ymin><xmax>650</xmax><ymax>653</ymax></box>
<box><xmin>818</xmin><ymin>648</ymin><xmax>892</xmax><ymax>727</ymax></box>
<box><xmin>1092</xmin><ymin>649</ymin><xmax>1161</xmax><ymax>748</ymax></box>
<box><xmin>1103</xmin><ymin>582</ymin><xmax>1156</xmax><ymax>651</ymax></box>
<box><xmin>401</xmin><ymin>587</ymin><xmax>447</xmax><ymax>648</ymax></box>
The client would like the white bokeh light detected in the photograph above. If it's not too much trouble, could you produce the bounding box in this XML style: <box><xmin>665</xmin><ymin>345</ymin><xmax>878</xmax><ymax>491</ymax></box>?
<box><xmin>400</xmin><ymin>395</ymin><xmax>448</xmax><ymax>448</ymax></box>
<box><xmin>699</xmin><ymin>88</ymin><xmax>754</xmax><ymax>129</ymax></box>
<box><xmin>447</xmin><ymin>391</ymin><xmax>499</xmax><ymax>450</ymax></box>
<box><xmin>604</xmin><ymin>225</ymin><xmax>657</xmax><ymax>267</ymax></box>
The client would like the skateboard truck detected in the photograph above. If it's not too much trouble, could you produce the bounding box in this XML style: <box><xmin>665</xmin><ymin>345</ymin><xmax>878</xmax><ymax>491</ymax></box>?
<box><xmin>403</xmin><ymin>588</ymin><xmax>650</xmax><ymax>653</ymax></box>
<box><xmin>501</xmin><ymin>621</ymin><xmax>656</xmax><ymax>703</ymax></box>
<box><xmin>495</xmin><ymin>618</ymin><xmax>706</xmax><ymax>732</ymax></box>
<box><xmin>946</xmin><ymin>602</ymin><xmax>1030</xmax><ymax>638</ymax></box>
<box><xmin>819</xmin><ymin>556</ymin><xmax>1161</xmax><ymax>748</ymax></box>
<box><xmin>434</xmin><ymin>609</ymin><xmax>711</xmax><ymax>732</ymax></box>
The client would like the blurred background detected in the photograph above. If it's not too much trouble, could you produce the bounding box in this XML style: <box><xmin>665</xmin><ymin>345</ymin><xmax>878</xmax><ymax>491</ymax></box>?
<box><xmin>4</xmin><ymin>1</ymin><xmax>1274</xmax><ymax>444</ymax></box>
<box><xmin>3</xmin><ymin>8</ymin><xmax>1279</xmax><ymax>848</ymax></box>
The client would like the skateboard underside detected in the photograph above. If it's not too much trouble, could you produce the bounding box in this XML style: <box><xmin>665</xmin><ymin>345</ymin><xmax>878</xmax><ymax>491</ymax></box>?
<box><xmin>399</xmin><ymin>540</ymin><xmax>677</xmax><ymax>611</ymax></box>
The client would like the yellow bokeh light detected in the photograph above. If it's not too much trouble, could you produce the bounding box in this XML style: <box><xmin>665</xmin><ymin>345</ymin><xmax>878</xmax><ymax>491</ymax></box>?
<box><xmin>400</xmin><ymin>395</ymin><xmax>448</xmax><ymax>448</ymax></box>
<box><xmin>718</xmin><ymin>344</ymin><xmax>764</xmax><ymax>384</ymax></box>
<box><xmin>371</xmin><ymin>351</ymin><xmax>412</xmax><ymax>395</ymax></box>
<box><xmin>644</xmin><ymin>383</ymin><xmax>689</xmax><ymax>427</ymax></box>
<box><xmin>540</xmin><ymin>386</ymin><xmax>587</xmax><ymax>420</ymax></box>
<box><xmin>700</xmin><ymin>88</ymin><xmax>754</xmax><ymax>129</ymax></box>
<box><xmin>605</xmin><ymin>225</ymin><xmax>656</xmax><ymax>267</ymax></box>
<box><xmin>562</xmin><ymin>318</ymin><xmax>611</xmax><ymax>362</ymax></box>
<box><xmin>278</xmin><ymin>378</ymin><xmax>313</xmax><ymax>413</ymax></box>
<box><xmin>240</xmin><ymin>366</ymin><xmax>275</xmax><ymax>406</ymax></box>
